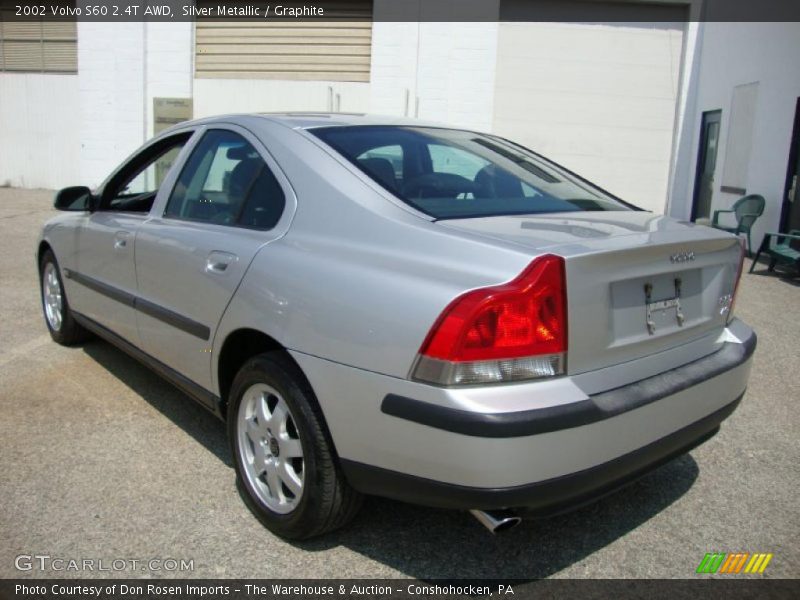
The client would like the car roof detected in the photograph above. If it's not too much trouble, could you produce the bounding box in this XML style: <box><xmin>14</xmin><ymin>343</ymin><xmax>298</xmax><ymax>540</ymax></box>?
<box><xmin>160</xmin><ymin>112</ymin><xmax>457</xmax><ymax>136</ymax></box>
<box><xmin>256</xmin><ymin>112</ymin><xmax>447</xmax><ymax>130</ymax></box>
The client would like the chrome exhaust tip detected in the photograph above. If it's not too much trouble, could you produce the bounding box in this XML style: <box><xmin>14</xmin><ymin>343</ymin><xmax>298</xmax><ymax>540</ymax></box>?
<box><xmin>469</xmin><ymin>509</ymin><xmax>522</xmax><ymax>533</ymax></box>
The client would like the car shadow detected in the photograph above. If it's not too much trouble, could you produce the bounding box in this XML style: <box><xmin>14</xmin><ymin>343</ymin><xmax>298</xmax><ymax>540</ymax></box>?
<box><xmin>294</xmin><ymin>454</ymin><xmax>699</xmax><ymax>579</ymax></box>
<box><xmin>81</xmin><ymin>337</ymin><xmax>699</xmax><ymax>580</ymax></box>
<box><xmin>81</xmin><ymin>340</ymin><xmax>233</xmax><ymax>468</ymax></box>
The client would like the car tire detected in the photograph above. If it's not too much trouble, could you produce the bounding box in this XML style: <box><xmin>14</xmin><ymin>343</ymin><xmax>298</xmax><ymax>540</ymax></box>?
<box><xmin>228</xmin><ymin>352</ymin><xmax>363</xmax><ymax>539</ymax></box>
<box><xmin>39</xmin><ymin>249</ymin><xmax>90</xmax><ymax>345</ymax></box>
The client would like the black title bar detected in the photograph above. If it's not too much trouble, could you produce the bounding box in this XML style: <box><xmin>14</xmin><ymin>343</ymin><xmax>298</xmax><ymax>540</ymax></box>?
<box><xmin>2</xmin><ymin>0</ymin><xmax>800</xmax><ymax>22</ymax></box>
<box><xmin>1</xmin><ymin>579</ymin><xmax>799</xmax><ymax>600</ymax></box>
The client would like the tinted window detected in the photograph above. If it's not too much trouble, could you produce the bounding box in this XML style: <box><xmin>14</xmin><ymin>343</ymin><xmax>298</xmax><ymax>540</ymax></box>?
<box><xmin>103</xmin><ymin>135</ymin><xmax>190</xmax><ymax>212</ymax></box>
<box><xmin>165</xmin><ymin>130</ymin><xmax>285</xmax><ymax>230</ymax></box>
<box><xmin>429</xmin><ymin>144</ymin><xmax>488</xmax><ymax>181</ymax></box>
<box><xmin>313</xmin><ymin>126</ymin><xmax>636</xmax><ymax>219</ymax></box>
<box><xmin>117</xmin><ymin>147</ymin><xmax>183</xmax><ymax>197</ymax></box>
<box><xmin>356</xmin><ymin>145</ymin><xmax>403</xmax><ymax>190</ymax></box>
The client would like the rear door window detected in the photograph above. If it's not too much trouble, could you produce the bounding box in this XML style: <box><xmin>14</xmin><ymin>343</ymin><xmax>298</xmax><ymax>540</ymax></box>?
<box><xmin>164</xmin><ymin>129</ymin><xmax>286</xmax><ymax>230</ymax></box>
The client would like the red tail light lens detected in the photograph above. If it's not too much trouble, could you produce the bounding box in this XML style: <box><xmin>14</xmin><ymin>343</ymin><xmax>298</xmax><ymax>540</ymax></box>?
<box><xmin>727</xmin><ymin>237</ymin><xmax>747</xmax><ymax>323</ymax></box>
<box><xmin>413</xmin><ymin>255</ymin><xmax>567</xmax><ymax>386</ymax></box>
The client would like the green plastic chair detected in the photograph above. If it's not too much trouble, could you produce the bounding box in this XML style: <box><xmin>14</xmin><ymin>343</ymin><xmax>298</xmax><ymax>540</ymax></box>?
<box><xmin>711</xmin><ymin>194</ymin><xmax>765</xmax><ymax>255</ymax></box>
<box><xmin>749</xmin><ymin>230</ymin><xmax>800</xmax><ymax>274</ymax></box>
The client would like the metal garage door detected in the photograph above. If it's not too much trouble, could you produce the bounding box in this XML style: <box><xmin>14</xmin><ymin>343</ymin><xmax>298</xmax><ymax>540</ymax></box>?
<box><xmin>493</xmin><ymin>1</ymin><xmax>688</xmax><ymax>212</ymax></box>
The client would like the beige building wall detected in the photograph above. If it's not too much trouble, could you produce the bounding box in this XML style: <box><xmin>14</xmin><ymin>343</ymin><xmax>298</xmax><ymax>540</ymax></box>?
<box><xmin>0</xmin><ymin>73</ymin><xmax>79</xmax><ymax>189</ymax></box>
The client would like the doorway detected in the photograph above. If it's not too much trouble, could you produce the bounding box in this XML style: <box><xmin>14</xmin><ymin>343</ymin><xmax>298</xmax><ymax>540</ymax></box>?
<box><xmin>691</xmin><ymin>110</ymin><xmax>722</xmax><ymax>221</ymax></box>
<box><xmin>781</xmin><ymin>97</ymin><xmax>800</xmax><ymax>236</ymax></box>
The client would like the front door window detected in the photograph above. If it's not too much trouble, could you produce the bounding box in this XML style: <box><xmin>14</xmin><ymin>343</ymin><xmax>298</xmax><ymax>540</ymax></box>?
<box><xmin>101</xmin><ymin>133</ymin><xmax>192</xmax><ymax>213</ymax></box>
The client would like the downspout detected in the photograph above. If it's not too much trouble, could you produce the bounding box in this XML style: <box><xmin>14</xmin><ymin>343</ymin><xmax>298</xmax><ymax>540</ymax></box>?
<box><xmin>142</xmin><ymin>21</ymin><xmax>148</xmax><ymax>143</ymax></box>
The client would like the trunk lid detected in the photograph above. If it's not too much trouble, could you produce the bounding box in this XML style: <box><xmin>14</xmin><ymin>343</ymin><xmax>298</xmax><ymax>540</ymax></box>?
<box><xmin>438</xmin><ymin>211</ymin><xmax>742</xmax><ymax>375</ymax></box>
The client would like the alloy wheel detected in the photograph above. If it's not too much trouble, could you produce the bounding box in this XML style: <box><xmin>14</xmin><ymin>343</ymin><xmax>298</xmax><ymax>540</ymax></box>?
<box><xmin>236</xmin><ymin>383</ymin><xmax>305</xmax><ymax>514</ymax></box>
<box><xmin>42</xmin><ymin>262</ymin><xmax>63</xmax><ymax>332</ymax></box>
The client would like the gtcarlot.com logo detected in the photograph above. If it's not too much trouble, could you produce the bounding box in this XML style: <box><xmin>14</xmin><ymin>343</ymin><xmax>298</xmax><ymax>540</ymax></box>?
<box><xmin>14</xmin><ymin>554</ymin><xmax>194</xmax><ymax>573</ymax></box>
<box><xmin>696</xmin><ymin>552</ymin><xmax>773</xmax><ymax>574</ymax></box>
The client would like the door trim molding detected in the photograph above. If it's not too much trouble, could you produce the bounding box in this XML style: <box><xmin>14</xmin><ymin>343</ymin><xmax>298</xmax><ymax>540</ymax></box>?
<box><xmin>66</xmin><ymin>269</ymin><xmax>211</xmax><ymax>341</ymax></box>
<box><xmin>64</xmin><ymin>268</ymin><xmax>136</xmax><ymax>307</ymax></box>
<box><xmin>135</xmin><ymin>296</ymin><xmax>211</xmax><ymax>340</ymax></box>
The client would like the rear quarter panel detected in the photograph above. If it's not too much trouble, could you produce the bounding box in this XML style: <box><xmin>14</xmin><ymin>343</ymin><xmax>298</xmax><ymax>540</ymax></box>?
<box><xmin>211</xmin><ymin>118</ymin><xmax>534</xmax><ymax>391</ymax></box>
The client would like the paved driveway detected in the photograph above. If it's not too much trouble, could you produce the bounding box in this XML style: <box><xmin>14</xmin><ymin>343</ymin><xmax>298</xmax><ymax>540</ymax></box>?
<box><xmin>1</xmin><ymin>187</ymin><xmax>798</xmax><ymax>579</ymax></box>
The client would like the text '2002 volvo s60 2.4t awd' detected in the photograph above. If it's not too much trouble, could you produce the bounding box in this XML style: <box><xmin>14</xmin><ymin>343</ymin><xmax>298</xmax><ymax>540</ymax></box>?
<box><xmin>37</xmin><ymin>114</ymin><xmax>755</xmax><ymax>538</ymax></box>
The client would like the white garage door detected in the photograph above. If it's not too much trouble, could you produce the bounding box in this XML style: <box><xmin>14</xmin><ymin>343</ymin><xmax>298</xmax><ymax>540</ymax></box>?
<box><xmin>492</xmin><ymin>12</ymin><xmax>686</xmax><ymax>212</ymax></box>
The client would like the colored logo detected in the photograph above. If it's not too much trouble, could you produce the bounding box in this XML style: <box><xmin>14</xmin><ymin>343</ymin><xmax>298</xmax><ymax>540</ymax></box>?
<box><xmin>696</xmin><ymin>552</ymin><xmax>773</xmax><ymax>574</ymax></box>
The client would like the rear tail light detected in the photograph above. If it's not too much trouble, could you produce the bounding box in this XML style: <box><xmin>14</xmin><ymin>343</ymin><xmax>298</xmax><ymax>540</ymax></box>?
<box><xmin>727</xmin><ymin>236</ymin><xmax>747</xmax><ymax>323</ymax></box>
<box><xmin>412</xmin><ymin>255</ymin><xmax>567</xmax><ymax>386</ymax></box>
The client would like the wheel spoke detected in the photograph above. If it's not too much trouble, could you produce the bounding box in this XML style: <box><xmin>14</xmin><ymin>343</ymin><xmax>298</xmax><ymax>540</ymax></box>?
<box><xmin>278</xmin><ymin>460</ymin><xmax>303</xmax><ymax>496</ymax></box>
<box><xmin>255</xmin><ymin>393</ymin><xmax>271</xmax><ymax>427</ymax></box>
<box><xmin>251</xmin><ymin>445</ymin><xmax>267</xmax><ymax>476</ymax></box>
<box><xmin>281</xmin><ymin>438</ymin><xmax>303</xmax><ymax>458</ymax></box>
<box><xmin>265</xmin><ymin>461</ymin><xmax>283</xmax><ymax>501</ymax></box>
<box><xmin>246</xmin><ymin>418</ymin><xmax>264</xmax><ymax>445</ymax></box>
<box><xmin>271</xmin><ymin>399</ymin><xmax>288</xmax><ymax>432</ymax></box>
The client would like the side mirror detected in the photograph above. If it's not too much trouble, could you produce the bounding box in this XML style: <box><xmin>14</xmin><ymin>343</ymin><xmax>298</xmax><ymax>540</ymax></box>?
<box><xmin>54</xmin><ymin>186</ymin><xmax>95</xmax><ymax>211</ymax></box>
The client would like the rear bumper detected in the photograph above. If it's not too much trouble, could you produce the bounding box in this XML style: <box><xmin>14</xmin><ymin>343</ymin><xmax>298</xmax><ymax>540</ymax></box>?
<box><xmin>341</xmin><ymin>394</ymin><xmax>740</xmax><ymax>512</ymax></box>
<box><xmin>291</xmin><ymin>320</ymin><xmax>755</xmax><ymax>511</ymax></box>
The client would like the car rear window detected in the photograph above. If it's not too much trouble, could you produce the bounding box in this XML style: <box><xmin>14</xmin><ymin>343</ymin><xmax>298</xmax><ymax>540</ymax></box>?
<box><xmin>312</xmin><ymin>125</ymin><xmax>637</xmax><ymax>219</ymax></box>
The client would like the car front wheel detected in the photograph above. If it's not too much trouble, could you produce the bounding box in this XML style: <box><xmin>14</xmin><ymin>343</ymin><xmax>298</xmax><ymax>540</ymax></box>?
<box><xmin>228</xmin><ymin>352</ymin><xmax>362</xmax><ymax>539</ymax></box>
<box><xmin>40</xmin><ymin>249</ymin><xmax>89</xmax><ymax>345</ymax></box>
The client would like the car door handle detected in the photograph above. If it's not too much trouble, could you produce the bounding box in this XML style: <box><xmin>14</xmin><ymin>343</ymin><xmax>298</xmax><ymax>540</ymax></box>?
<box><xmin>206</xmin><ymin>251</ymin><xmax>238</xmax><ymax>274</ymax></box>
<box><xmin>114</xmin><ymin>231</ymin><xmax>130</xmax><ymax>250</ymax></box>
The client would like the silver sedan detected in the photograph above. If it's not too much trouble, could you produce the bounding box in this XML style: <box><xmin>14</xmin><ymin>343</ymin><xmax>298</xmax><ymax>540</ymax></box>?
<box><xmin>37</xmin><ymin>114</ymin><xmax>755</xmax><ymax>538</ymax></box>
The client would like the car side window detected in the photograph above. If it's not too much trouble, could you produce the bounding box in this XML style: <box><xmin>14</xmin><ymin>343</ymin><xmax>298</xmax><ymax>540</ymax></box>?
<box><xmin>102</xmin><ymin>134</ymin><xmax>191</xmax><ymax>213</ymax></box>
<box><xmin>164</xmin><ymin>130</ymin><xmax>286</xmax><ymax>230</ymax></box>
